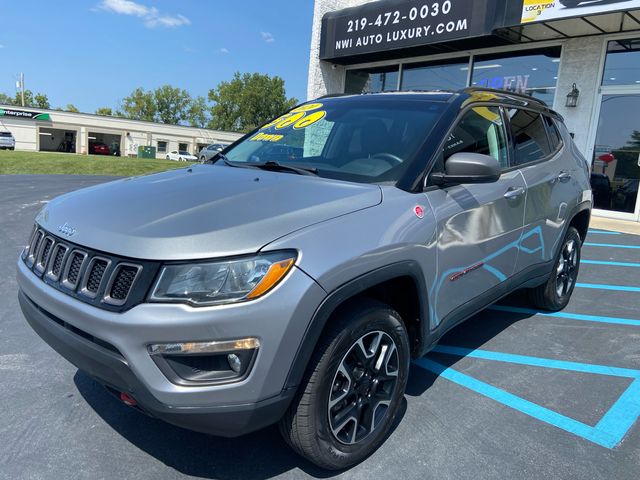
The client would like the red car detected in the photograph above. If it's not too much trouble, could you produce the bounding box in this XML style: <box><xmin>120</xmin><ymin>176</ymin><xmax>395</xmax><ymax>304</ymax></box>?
<box><xmin>89</xmin><ymin>142</ymin><xmax>110</xmax><ymax>155</ymax></box>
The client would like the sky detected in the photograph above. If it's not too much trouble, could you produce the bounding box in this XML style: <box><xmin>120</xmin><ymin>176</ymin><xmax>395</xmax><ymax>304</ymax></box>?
<box><xmin>0</xmin><ymin>0</ymin><xmax>314</xmax><ymax>112</ymax></box>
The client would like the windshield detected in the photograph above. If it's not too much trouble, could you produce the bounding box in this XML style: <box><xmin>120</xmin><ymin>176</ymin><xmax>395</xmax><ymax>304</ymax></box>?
<box><xmin>222</xmin><ymin>97</ymin><xmax>446</xmax><ymax>184</ymax></box>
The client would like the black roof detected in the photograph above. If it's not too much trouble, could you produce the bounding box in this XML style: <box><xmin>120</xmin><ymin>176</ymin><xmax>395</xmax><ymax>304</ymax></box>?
<box><xmin>318</xmin><ymin>87</ymin><xmax>559</xmax><ymax>117</ymax></box>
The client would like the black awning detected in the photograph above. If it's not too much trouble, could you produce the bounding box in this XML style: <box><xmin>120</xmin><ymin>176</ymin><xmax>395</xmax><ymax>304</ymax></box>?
<box><xmin>320</xmin><ymin>0</ymin><xmax>517</xmax><ymax>63</ymax></box>
<box><xmin>320</xmin><ymin>0</ymin><xmax>640</xmax><ymax>64</ymax></box>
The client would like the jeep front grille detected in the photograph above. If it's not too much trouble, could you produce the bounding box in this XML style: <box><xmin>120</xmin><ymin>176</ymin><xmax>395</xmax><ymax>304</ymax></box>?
<box><xmin>23</xmin><ymin>226</ymin><xmax>158</xmax><ymax>312</ymax></box>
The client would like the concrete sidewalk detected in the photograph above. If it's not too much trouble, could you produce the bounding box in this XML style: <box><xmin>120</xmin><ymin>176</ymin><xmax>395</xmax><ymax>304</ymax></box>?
<box><xmin>590</xmin><ymin>216</ymin><xmax>640</xmax><ymax>236</ymax></box>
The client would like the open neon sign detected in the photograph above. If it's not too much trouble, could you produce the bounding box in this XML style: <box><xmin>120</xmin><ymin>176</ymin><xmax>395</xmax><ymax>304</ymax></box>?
<box><xmin>475</xmin><ymin>75</ymin><xmax>530</xmax><ymax>94</ymax></box>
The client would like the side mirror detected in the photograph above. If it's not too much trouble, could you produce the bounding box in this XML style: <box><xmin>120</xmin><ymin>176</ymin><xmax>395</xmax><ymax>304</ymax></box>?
<box><xmin>430</xmin><ymin>152</ymin><xmax>501</xmax><ymax>186</ymax></box>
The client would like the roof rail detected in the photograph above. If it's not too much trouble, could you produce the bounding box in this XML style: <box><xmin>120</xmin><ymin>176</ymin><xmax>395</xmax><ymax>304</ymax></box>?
<box><xmin>462</xmin><ymin>87</ymin><xmax>548</xmax><ymax>106</ymax></box>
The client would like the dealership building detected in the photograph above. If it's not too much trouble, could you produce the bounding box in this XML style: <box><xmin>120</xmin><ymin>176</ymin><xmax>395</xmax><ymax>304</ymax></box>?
<box><xmin>0</xmin><ymin>105</ymin><xmax>241</xmax><ymax>159</ymax></box>
<box><xmin>308</xmin><ymin>0</ymin><xmax>640</xmax><ymax>222</ymax></box>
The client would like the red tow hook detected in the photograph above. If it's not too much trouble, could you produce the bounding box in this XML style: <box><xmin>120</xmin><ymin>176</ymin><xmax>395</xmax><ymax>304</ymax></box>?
<box><xmin>119</xmin><ymin>392</ymin><xmax>137</xmax><ymax>407</ymax></box>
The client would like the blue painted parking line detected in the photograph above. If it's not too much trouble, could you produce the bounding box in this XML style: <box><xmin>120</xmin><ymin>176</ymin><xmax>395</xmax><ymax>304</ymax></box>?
<box><xmin>488</xmin><ymin>304</ymin><xmax>640</xmax><ymax>326</ymax></box>
<box><xmin>584</xmin><ymin>243</ymin><xmax>640</xmax><ymax>249</ymax></box>
<box><xmin>588</xmin><ymin>230</ymin><xmax>621</xmax><ymax>235</ymax></box>
<box><xmin>415</xmin><ymin>345</ymin><xmax>640</xmax><ymax>448</ymax></box>
<box><xmin>576</xmin><ymin>283</ymin><xmax>640</xmax><ymax>292</ymax></box>
<box><xmin>582</xmin><ymin>259</ymin><xmax>640</xmax><ymax>268</ymax></box>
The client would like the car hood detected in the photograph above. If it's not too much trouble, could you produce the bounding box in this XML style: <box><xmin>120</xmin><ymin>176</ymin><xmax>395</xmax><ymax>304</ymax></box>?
<box><xmin>36</xmin><ymin>165</ymin><xmax>382</xmax><ymax>260</ymax></box>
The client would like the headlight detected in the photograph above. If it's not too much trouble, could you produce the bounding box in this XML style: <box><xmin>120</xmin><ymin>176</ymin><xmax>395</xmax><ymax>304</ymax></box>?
<box><xmin>149</xmin><ymin>251</ymin><xmax>297</xmax><ymax>306</ymax></box>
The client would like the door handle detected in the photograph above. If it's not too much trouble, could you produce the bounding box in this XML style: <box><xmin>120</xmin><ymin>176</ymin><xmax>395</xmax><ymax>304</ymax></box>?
<box><xmin>558</xmin><ymin>171</ymin><xmax>572</xmax><ymax>183</ymax></box>
<box><xmin>504</xmin><ymin>186</ymin><xmax>525</xmax><ymax>199</ymax></box>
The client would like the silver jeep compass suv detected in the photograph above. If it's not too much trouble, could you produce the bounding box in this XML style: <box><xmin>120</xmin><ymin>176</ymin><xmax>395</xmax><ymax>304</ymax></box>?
<box><xmin>17</xmin><ymin>89</ymin><xmax>591</xmax><ymax>469</ymax></box>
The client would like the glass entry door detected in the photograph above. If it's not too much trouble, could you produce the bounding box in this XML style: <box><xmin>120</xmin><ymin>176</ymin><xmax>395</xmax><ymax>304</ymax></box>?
<box><xmin>590</xmin><ymin>93</ymin><xmax>640</xmax><ymax>221</ymax></box>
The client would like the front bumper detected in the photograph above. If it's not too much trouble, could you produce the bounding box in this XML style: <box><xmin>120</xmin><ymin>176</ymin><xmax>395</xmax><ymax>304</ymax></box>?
<box><xmin>17</xmin><ymin>259</ymin><xmax>326</xmax><ymax>436</ymax></box>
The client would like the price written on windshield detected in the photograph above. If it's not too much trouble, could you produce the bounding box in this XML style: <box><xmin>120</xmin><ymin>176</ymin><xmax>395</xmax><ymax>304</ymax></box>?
<box><xmin>346</xmin><ymin>1</ymin><xmax>453</xmax><ymax>33</ymax></box>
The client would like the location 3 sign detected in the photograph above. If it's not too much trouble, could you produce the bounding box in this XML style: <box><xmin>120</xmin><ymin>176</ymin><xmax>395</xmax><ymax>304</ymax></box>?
<box><xmin>320</xmin><ymin>0</ymin><xmax>492</xmax><ymax>60</ymax></box>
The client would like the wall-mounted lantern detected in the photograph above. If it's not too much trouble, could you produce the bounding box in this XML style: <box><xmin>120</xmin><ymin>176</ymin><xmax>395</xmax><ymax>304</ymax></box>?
<box><xmin>565</xmin><ymin>83</ymin><xmax>580</xmax><ymax>108</ymax></box>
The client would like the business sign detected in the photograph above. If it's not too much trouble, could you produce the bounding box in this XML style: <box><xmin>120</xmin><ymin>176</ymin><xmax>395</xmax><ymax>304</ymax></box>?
<box><xmin>0</xmin><ymin>108</ymin><xmax>51</xmax><ymax>121</ymax></box>
<box><xmin>521</xmin><ymin>0</ymin><xmax>640</xmax><ymax>24</ymax></box>
<box><xmin>320</xmin><ymin>0</ymin><xmax>494</xmax><ymax>60</ymax></box>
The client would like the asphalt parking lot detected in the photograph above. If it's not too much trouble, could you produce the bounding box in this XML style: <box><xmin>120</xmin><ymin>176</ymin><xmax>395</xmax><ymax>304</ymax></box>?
<box><xmin>1</xmin><ymin>175</ymin><xmax>639</xmax><ymax>480</ymax></box>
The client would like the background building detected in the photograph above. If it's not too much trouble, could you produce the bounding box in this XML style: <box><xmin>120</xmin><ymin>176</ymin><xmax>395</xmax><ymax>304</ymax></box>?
<box><xmin>308</xmin><ymin>0</ymin><xmax>640</xmax><ymax>222</ymax></box>
<box><xmin>0</xmin><ymin>105</ymin><xmax>241</xmax><ymax>159</ymax></box>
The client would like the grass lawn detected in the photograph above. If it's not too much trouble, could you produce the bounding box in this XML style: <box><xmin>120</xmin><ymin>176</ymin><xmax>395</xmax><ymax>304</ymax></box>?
<box><xmin>0</xmin><ymin>150</ymin><xmax>192</xmax><ymax>176</ymax></box>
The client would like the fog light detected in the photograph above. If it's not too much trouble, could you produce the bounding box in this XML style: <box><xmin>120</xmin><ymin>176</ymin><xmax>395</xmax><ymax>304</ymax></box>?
<box><xmin>227</xmin><ymin>353</ymin><xmax>242</xmax><ymax>373</ymax></box>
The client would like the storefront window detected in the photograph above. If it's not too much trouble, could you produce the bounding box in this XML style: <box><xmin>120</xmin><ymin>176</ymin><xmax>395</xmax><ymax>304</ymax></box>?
<box><xmin>345</xmin><ymin>66</ymin><xmax>399</xmax><ymax>94</ymax></box>
<box><xmin>602</xmin><ymin>39</ymin><xmax>640</xmax><ymax>86</ymax></box>
<box><xmin>471</xmin><ymin>47</ymin><xmax>561</xmax><ymax>106</ymax></box>
<box><xmin>401</xmin><ymin>58</ymin><xmax>469</xmax><ymax>91</ymax></box>
<box><xmin>591</xmin><ymin>94</ymin><xmax>640</xmax><ymax>215</ymax></box>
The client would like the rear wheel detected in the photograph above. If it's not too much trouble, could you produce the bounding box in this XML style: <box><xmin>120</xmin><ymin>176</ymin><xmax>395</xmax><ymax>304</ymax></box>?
<box><xmin>279</xmin><ymin>300</ymin><xmax>410</xmax><ymax>470</ymax></box>
<box><xmin>529</xmin><ymin>226</ymin><xmax>581</xmax><ymax>310</ymax></box>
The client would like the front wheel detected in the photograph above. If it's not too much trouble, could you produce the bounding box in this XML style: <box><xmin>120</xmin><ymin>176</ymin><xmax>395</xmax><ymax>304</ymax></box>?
<box><xmin>279</xmin><ymin>300</ymin><xmax>410</xmax><ymax>470</ymax></box>
<box><xmin>529</xmin><ymin>226</ymin><xmax>581</xmax><ymax>310</ymax></box>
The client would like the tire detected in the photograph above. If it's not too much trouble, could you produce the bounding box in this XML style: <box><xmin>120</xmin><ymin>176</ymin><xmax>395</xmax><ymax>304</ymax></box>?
<box><xmin>529</xmin><ymin>226</ymin><xmax>581</xmax><ymax>311</ymax></box>
<box><xmin>166</xmin><ymin>155</ymin><xmax>170</xmax><ymax>160</ymax></box>
<box><xmin>200</xmin><ymin>156</ymin><xmax>206</xmax><ymax>163</ymax></box>
<box><xmin>279</xmin><ymin>300</ymin><xmax>410</xmax><ymax>470</ymax></box>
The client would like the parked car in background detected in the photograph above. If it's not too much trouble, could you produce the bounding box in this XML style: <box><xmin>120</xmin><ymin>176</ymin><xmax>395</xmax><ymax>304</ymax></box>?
<box><xmin>199</xmin><ymin>143</ymin><xmax>230</xmax><ymax>162</ymax></box>
<box><xmin>590</xmin><ymin>173</ymin><xmax>612</xmax><ymax>209</ymax></box>
<box><xmin>166</xmin><ymin>150</ymin><xmax>198</xmax><ymax>162</ymax></box>
<box><xmin>0</xmin><ymin>130</ymin><xmax>16</xmax><ymax>150</ymax></box>
<box><xmin>89</xmin><ymin>142</ymin><xmax>110</xmax><ymax>155</ymax></box>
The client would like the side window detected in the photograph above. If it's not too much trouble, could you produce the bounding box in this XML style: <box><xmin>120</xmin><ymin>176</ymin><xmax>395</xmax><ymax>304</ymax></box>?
<box><xmin>443</xmin><ymin>106</ymin><xmax>508</xmax><ymax>170</ymax></box>
<box><xmin>508</xmin><ymin>109</ymin><xmax>552</xmax><ymax>166</ymax></box>
<box><xmin>543</xmin><ymin>115</ymin><xmax>562</xmax><ymax>152</ymax></box>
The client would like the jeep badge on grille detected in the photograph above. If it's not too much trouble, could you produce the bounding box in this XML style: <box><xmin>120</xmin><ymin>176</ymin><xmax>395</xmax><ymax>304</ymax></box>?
<box><xmin>57</xmin><ymin>223</ymin><xmax>76</xmax><ymax>237</ymax></box>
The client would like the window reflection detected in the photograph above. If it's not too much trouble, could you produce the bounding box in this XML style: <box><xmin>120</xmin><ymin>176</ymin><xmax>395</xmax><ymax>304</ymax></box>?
<box><xmin>345</xmin><ymin>66</ymin><xmax>399</xmax><ymax>94</ymax></box>
<box><xmin>603</xmin><ymin>38</ymin><xmax>640</xmax><ymax>86</ymax></box>
<box><xmin>471</xmin><ymin>47</ymin><xmax>561</xmax><ymax>106</ymax></box>
<box><xmin>401</xmin><ymin>59</ymin><xmax>469</xmax><ymax>91</ymax></box>
<box><xmin>591</xmin><ymin>94</ymin><xmax>640</xmax><ymax>214</ymax></box>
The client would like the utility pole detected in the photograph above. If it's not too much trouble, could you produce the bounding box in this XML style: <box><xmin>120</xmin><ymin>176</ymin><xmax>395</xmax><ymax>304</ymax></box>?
<box><xmin>20</xmin><ymin>73</ymin><xmax>25</xmax><ymax>107</ymax></box>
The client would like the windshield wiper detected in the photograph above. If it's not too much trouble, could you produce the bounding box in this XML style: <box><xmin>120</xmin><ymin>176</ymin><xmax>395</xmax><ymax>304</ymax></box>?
<box><xmin>250</xmin><ymin>160</ymin><xmax>318</xmax><ymax>176</ymax></box>
<box><xmin>211</xmin><ymin>151</ymin><xmax>244</xmax><ymax>169</ymax></box>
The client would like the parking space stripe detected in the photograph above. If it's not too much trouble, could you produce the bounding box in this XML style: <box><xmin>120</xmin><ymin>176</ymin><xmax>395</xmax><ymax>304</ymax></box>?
<box><xmin>488</xmin><ymin>305</ymin><xmax>640</xmax><ymax>326</ymax></box>
<box><xmin>588</xmin><ymin>230</ymin><xmax>621</xmax><ymax>235</ymax></box>
<box><xmin>431</xmin><ymin>345</ymin><xmax>640</xmax><ymax>378</ymax></box>
<box><xmin>584</xmin><ymin>243</ymin><xmax>640</xmax><ymax>249</ymax></box>
<box><xmin>415</xmin><ymin>357</ymin><xmax>612</xmax><ymax>446</ymax></box>
<box><xmin>582</xmin><ymin>260</ymin><xmax>640</xmax><ymax>268</ymax></box>
<box><xmin>576</xmin><ymin>283</ymin><xmax>640</xmax><ymax>292</ymax></box>
<box><xmin>415</xmin><ymin>346</ymin><xmax>640</xmax><ymax>448</ymax></box>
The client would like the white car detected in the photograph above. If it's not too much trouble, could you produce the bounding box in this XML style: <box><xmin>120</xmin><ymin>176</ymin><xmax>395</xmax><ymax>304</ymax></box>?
<box><xmin>0</xmin><ymin>131</ymin><xmax>16</xmax><ymax>150</ymax></box>
<box><xmin>166</xmin><ymin>150</ymin><xmax>197</xmax><ymax>162</ymax></box>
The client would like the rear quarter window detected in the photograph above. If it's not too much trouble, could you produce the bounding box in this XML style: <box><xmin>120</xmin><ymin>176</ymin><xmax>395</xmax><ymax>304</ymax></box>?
<box><xmin>543</xmin><ymin>116</ymin><xmax>562</xmax><ymax>152</ymax></box>
<box><xmin>508</xmin><ymin>109</ymin><xmax>551</xmax><ymax>166</ymax></box>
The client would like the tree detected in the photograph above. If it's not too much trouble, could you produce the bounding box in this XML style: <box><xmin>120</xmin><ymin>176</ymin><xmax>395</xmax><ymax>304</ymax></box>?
<box><xmin>34</xmin><ymin>93</ymin><xmax>50</xmax><ymax>109</ymax></box>
<box><xmin>623</xmin><ymin>130</ymin><xmax>640</xmax><ymax>151</ymax></box>
<box><xmin>120</xmin><ymin>87</ymin><xmax>156</xmax><ymax>122</ymax></box>
<box><xmin>65</xmin><ymin>104</ymin><xmax>79</xmax><ymax>113</ymax></box>
<box><xmin>154</xmin><ymin>85</ymin><xmax>191</xmax><ymax>125</ymax></box>
<box><xmin>207</xmin><ymin>72</ymin><xmax>298</xmax><ymax>133</ymax></box>
<box><xmin>95</xmin><ymin>107</ymin><xmax>114</xmax><ymax>116</ymax></box>
<box><xmin>0</xmin><ymin>93</ymin><xmax>13</xmax><ymax>105</ymax></box>
<box><xmin>186</xmin><ymin>96</ymin><xmax>209</xmax><ymax>128</ymax></box>
<box><xmin>12</xmin><ymin>89</ymin><xmax>34</xmax><ymax>107</ymax></box>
